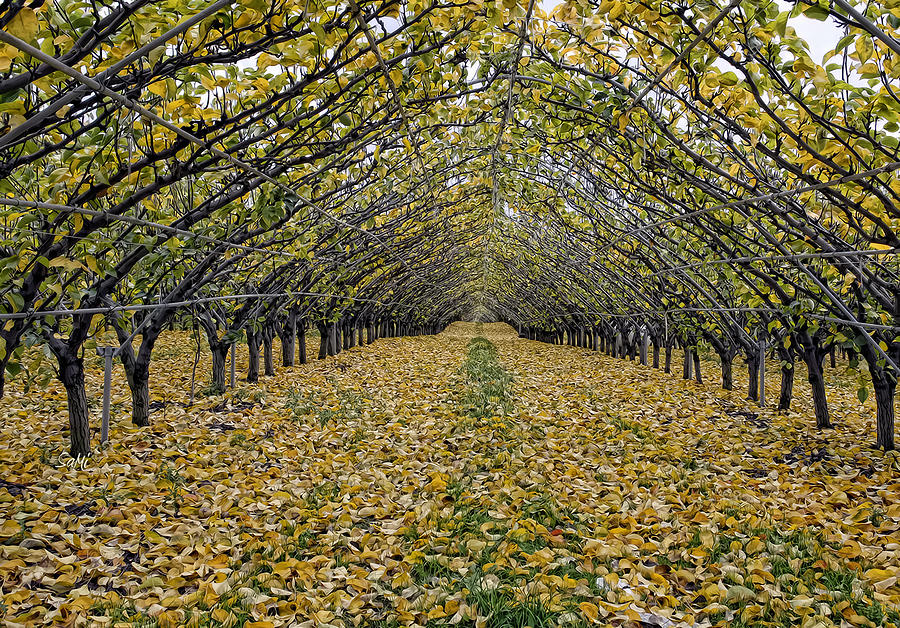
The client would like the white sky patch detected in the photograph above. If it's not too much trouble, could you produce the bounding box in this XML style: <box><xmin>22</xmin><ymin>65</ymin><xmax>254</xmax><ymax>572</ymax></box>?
<box><xmin>775</xmin><ymin>0</ymin><xmax>846</xmax><ymax>64</ymax></box>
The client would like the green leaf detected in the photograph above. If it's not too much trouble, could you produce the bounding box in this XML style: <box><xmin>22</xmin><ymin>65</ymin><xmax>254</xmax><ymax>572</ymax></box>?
<box><xmin>802</xmin><ymin>5</ymin><xmax>830</xmax><ymax>20</ymax></box>
<box><xmin>774</xmin><ymin>11</ymin><xmax>789</xmax><ymax>37</ymax></box>
<box><xmin>719</xmin><ymin>71</ymin><xmax>739</xmax><ymax>86</ymax></box>
<box><xmin>310</xmin><ymin>22</ymin><xmax>327</xmax><ymax>45</ymax></box>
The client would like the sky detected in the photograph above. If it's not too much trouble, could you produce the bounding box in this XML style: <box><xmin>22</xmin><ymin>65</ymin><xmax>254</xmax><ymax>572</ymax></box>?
<box><xmin>775</xmin><ymin>0</ymin><xmax>846</xmax><ymax>64</ymax></box>
<box><xmin>532</xmin><ymin>0</ymin><xmax>847</xmax><ymax>65</ymax></box>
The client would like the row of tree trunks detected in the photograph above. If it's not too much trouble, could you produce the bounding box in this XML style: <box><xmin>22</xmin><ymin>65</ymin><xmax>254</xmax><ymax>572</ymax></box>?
<box><xmin>520</xmin><ymin>321</ymin><xmax>895</xmax><ymax>449</ymax></box>
<box><xmin>60</xmin><ymin>315</ymin><xmax>445</xmax><ymax>457</ymax></box>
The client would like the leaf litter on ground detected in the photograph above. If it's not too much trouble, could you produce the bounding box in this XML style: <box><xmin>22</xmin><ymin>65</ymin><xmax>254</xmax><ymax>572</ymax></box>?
<box><xmin>0</xmin><ymin>323</ymin><xmax>898</xmax><ymax>627</ymax></box>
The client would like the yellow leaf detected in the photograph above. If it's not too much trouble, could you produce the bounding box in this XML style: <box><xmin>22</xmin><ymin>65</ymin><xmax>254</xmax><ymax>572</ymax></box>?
<box><xmin>346</xmin><ymin>577</ymin><xmax>371</xmax><ymax>590</ymax></box>
<box><xmin>0</xmin><ymin>519</ymin><xmax>21</xmax><ymax>539</ymax></box>
<box><xmin>864</xmin><ymin>568</ymin><xmax>895</xmax><ymax>581</ymax></box>
<box><xmin>578</xmin><ymin>601</ymin><xmax>600</xmax><ymax>622</ymax></box>
<box><xmin>745</xmin><ymin>538</ymin><xmax>765</xmax><ymax>555</ymax></box>
<box><xmin>148</xmin><ymin>81</ymin><xmax>168</xmax><ymax>98</ymax></box>
<box><xmin>8</xmin><ymin>9</ymin><xmax>39</xmax><ymax>42</ymax></box>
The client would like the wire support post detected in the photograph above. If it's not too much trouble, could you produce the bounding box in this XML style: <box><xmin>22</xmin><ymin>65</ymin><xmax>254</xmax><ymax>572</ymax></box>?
<box><xmin>230</xmin><ymin>344</ymin><xmax>236</xmax><ymax>389</ymax></box>
<box><xmin>96</xmin><ymin>346</ymin><xmax>117</xmax><ymax>445</ymax></box>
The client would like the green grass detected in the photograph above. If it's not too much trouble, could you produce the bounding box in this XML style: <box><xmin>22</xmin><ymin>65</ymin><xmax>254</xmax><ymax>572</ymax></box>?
<box><xmin>412</xmin><ymin>556</ymin><xmax>456</xmax><ymax>585</ymax></box>
<box><xmin>458</xmin><ymin>337</ymin><xmax>514</xmax><ymax>419</ymax></box>
<box><xmin>284</xmin><ymin>377</ymin><xmax>364</xmax><ymax>426</ymax></box>
<box><xmin>88</xmin><ymin>601</ymin><xmax>157</xmax><ymax>627</ymax></box>
<box><xmin>684</xmin><ymin>523</ymin><xmax>900</xmax><ymax>626</ymax></box>
<box><xmin>453</xmin><ymin>568</ymin><xmax>589</xmax><ymax>628</ymax></box>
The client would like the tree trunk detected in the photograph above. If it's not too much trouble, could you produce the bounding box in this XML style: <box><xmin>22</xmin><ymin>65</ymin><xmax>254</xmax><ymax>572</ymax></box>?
<box><xmin>128</xmin><ymin>362</ymin><xmax>151</xmax><ymax>427</ymax></box>
<box><xmin>211</xmin><ymin>342</ymin><xmax>227</xmax><ymax>393</ymax></box>
<box><xmin>860</xmin><ymin>342</ymin><xmax>897</xmax><ymax>450</ymax></box>
<box><xmin>280</xmin><ymin>316</ymin><xmax>295</xmax><ymax>367</ymax></box>
<box><xmin>800</xmin><ymin>344</ymin><xmax>831</xmax><ymax>428</ymax></box>
<box><xmin>247</xmin><ymin>332</ymin><xmax>260</xmax><ymax>383</ymax></box>
<box><xmin>747</xmin><ymin>352</ymin><xmax>759</xmax><ymax>401</ymax></box>
<box><xmin>873</xmin><ymin>371</ymin><xmax>896</xmax><ymax>451</ymax></box>
<box><xmin>652</xmin><ymin>337</ymin><xmax>660</xmax><ymax>369</ymax></box>
<box><xmin>298</xmin><ymin>326</ymin><xmax>307</xmax><ymax>364</ymax></box>
<box><xmin>329</xmin><ymin>322</ymin><xmax>339</xmax><ymax>355</ymax></box>
<box><xmin>776</xmin><ymin>345</ymin><xmax>794</xmax><ymax>412</ymax></box>
<box><xmin>108</xmin><ymin>314</ymin><xmax>162</xmax><ymax>427</ymax></box>
<box><xmin>720</xmin><ymin>353</ymin><xmax>732</xmax><ymax>391</ymax></box>
<box><xmin>317</xmin><ymin>323</ymin><xmax>328</xmax><ymax>359</ymax></box>
<box><xmin>664</xmin><ymin>338</ymin><xmax>673</xmax><ymax>373</ymax></box>
<box><xmin>683</xmin><ymin>347</ymin><xmax>692</xmax><ymax>380</ymax></box>
<box><xmin>263</xmin><ymin>331</ymin><xmax>275</xmax><ymax>376</ymax></box>
<box><xmin>59</xmin><ymin>354</ymin><xmax>91</xmax><ymax>457</ymax></box>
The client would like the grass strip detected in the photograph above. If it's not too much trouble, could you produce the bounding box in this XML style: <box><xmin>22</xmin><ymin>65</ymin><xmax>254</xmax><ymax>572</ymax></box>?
<box><xmin>458</xmin><ymin>337</ymin><xmax>514</xmax><ymax>419</ymax></box>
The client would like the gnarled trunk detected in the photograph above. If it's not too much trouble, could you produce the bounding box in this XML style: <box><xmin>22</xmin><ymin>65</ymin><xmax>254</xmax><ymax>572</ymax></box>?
<box><xmin>211</xmin><ymin>342</ymin><xmax>228</xmax><ymax>393</ymax></box>
<box><xmin>298</xmin><ymin>325</ymin><xmax>307</xmax><ymax>364</ymax></box>
<box><xmin>873</xmin><ymin>373</ymin><xmax>896</xmax><ymax>451</ymax></box>
<box><xmin>860</xmin><ymin>341</ymin><xmax>897</xmax><ymax>450</ymax></box>
<box><xmin>59</xmin><ymin>353</ymin><xmax>91</xmax><ymax>457</ymax></box>
<box><xmin>706</xmin><ymin>336</ymin><xmax>734</xmax><ymax>391</ymax></box>
<box><xmin>692</xmin><ymin>350</ymin><xmax>702</xmax><ymax>384</ymax></box>
<box><xmin>109</xmin><ymin>318</ymin><xmax>156</xmax><ymax>427</ymax></box>
<box><xmin>798</xmin><ymin>330</ymin><xmax>831</xmax><ymax>428</ymax></box>
<box><xmin>776</xmin><ymin>344</ymin><xmax>794</xmax><ymax>412</ymax></box>
<box><xmin>720</xmin><ymin>353</ymin><xmax>733</xmax><ymax>391</ymax></box>
<box><xmin>127</xmin><ymin>361</ymin><xmax>151</xmax><ymax>427</ymax></box>
<box><xmin>331</xmin><ymin>322</ymin><xmax>340</xmax><ymax>354</ymax></box>
<box><xmin>263</xmin><ymin>330</ymin><xmax>275</xmax><ymax>376</ymax></box>
<box><xmin>317</xmin><ymin>322</ymin><xmax>328</xmax><ymax>359</ymax></box>
<box><xmin>196</xmin><ymin>313</ymin><xmax>229</xmax><ymax>394</ymax></box>
<box><xmin>247</xmin><ymin>331</ymin><xmax>260</xmax><ymax>383</ymax></box>
<box><xmin>279</xmin><ymin>314</ymin><xmax>296</xmax><ymax>367</ymax></box>
<box><xmin>747</xmin><ymin>351</ymin><xmax>759</xmax><ymax>402</ymax></box>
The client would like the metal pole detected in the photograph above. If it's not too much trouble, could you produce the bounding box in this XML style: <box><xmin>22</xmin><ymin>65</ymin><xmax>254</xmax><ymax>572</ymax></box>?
<box><xmin>230</xmin><ymin>344</ymin><xmax>236</xmax><ymax>389</ymax></box>
<box><xmin>641</xmin><ymin>329</ymin><xmax>649</xmax><ymax>365</ymax></box>
<box><xmin>97</xmin><ymin>347</ymin><xmax>115</xmax><ymax>444</ymax></box>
